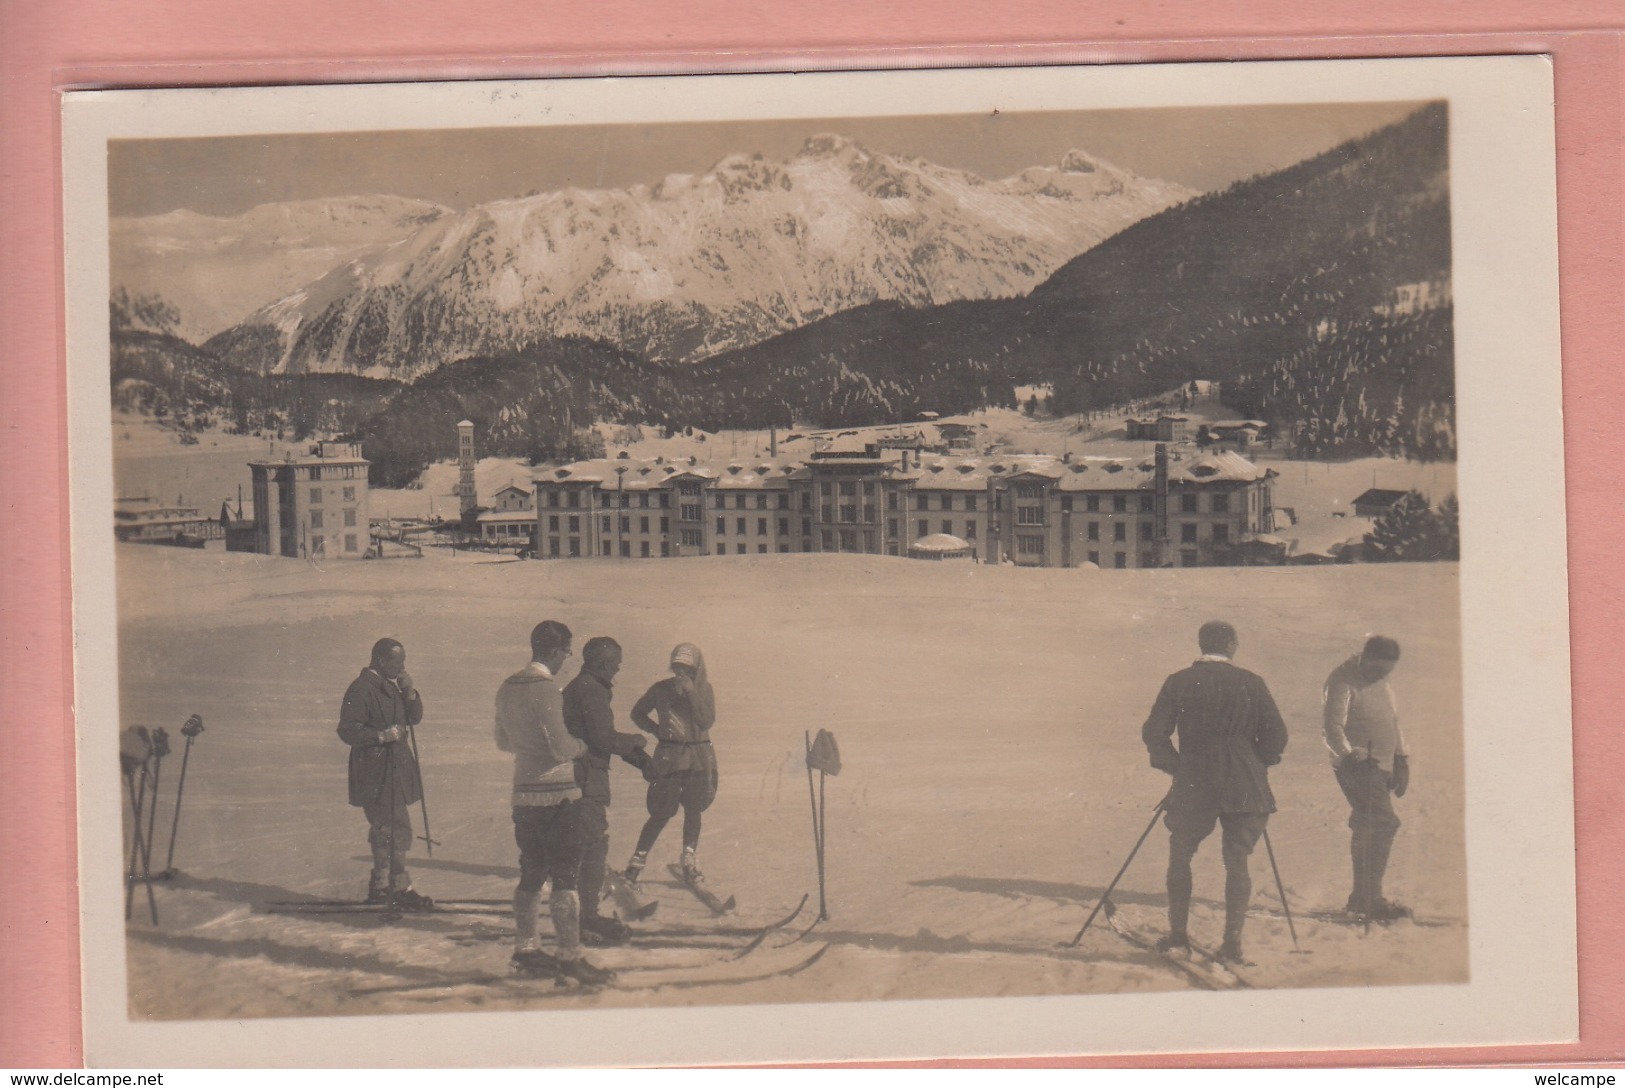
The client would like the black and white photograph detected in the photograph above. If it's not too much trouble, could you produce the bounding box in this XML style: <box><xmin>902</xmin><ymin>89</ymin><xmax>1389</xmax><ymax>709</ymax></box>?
<box><xmin>62</xmin><ymin>57</ymin><xmax>1575</xmax><ymax>1066</ymax></box>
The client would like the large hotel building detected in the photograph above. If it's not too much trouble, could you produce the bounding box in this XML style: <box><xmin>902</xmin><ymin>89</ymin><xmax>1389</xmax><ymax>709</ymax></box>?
<box><xmin>525</xmin><ymin>440</ymin><xmax>1277</xmax><ymax>569</ymax></box>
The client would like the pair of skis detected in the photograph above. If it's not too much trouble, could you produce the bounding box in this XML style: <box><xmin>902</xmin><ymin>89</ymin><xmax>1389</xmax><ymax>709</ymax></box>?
<box><xmin>351</xmin><ymin>894</ymin><xmax>820</xmax><ymax>997</ymax></box>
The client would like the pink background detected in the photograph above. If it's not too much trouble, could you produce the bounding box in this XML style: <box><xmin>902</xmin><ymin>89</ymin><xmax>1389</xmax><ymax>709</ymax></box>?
<box><xmin>3</xmin><ymin>0</ymin><xmax>1621</xmax><ymax>1069</ymax></box>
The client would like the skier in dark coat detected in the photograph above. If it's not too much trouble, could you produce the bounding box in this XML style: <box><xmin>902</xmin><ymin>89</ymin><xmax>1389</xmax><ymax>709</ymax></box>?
<box><xmin>561</xmin><ymin>636</ymin><xmax>650</xmax><ymax>944</ymax></box>
<box><xmin>337</xmin><ymin>637</ymin><xmax>432</xmax><ymax>909</ymax></box>
<box><xmin>1141</xmin><ymin>620</ymin><xmax>1288</xmax><ymax>962</ymax></box>
<box><xmin>624</xmin><ymin>642</ymin><xmax>717</xmax><ymax>884</ymax></box>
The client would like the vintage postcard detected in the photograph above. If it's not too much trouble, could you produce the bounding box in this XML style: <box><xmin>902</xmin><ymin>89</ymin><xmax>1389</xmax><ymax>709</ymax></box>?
<box><xmin>62</xmin><ymin>56</ymin><xmax>1573</xmax><ymax>1066</ymax></box>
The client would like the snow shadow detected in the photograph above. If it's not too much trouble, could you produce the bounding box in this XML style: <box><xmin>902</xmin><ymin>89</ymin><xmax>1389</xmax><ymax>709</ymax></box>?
<box><xmin>350</xmin><ymin>855</ymin><xmax>519</xmax><ymax>880</ymax></box>
<box><xmin>912</xmin><ymin>874</ymin><xmax>1165</xmax><ymax>910</ymax></box>
<box><xmin>127</xmin><ymin>929</ymin><xmax>454</xmax><ymax>985</ymax></box>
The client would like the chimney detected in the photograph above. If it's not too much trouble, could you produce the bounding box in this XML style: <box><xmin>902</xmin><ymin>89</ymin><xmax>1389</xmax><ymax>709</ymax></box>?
<box><xmin>769</xmin><ymin>427</ymin><xmax>777</xmax><ymax>459</ymax></box>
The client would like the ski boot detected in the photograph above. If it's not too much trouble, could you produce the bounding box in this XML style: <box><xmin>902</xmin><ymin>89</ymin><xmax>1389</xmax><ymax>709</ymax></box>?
<box><xmin>1214</xmin><ymin>937</ymin><xmax>1253</xmax><ymax>966</ymax></box>
<box><xmin>680</xmin><ymin>846</ymin><xmax>703</xmax><ymax>884</ymax></box>
<box><xmin>511</xmin><ymin>948</ymin><xmax>568</xmax><ymax>983</ymax></box>
<box><xmin>390</xmin><ymin>887</ymin><xmax>435</xmax><ymax>913</ymax></box>
<box><xmin>1153</xmin><ymin>932</ymin><xmax>1191</xmax><ymax>956</ymax></box>
<box><xmin>555</xmin><ymin>956</ymin><xmax>616</xmax><ymax>988</ymax></box>
<box><xmin>580</xmin><ymin>913</ymin><xmax>632</xmax><ymax>947</ymax></box>
<box><xmin>623</xmin><ymin>851</ymin><xmax>647</xmax><ymax>885</ymax></box>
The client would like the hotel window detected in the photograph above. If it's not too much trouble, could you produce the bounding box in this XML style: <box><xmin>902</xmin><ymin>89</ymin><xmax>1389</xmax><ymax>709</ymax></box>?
<box><xmin>344</xmin><ymin>509</ymin><xmax>357</xmax><ymax>528</ymax></box>
<box><xmin>1181</xmin><ymin>495</ymin><xmax>1199</xmax><ymax>514</ymax></box>
<box><xmin>965</xmin><ymin>522</ymin><xmax>977</xmax><ymax>540</ymax></box>
<box><xmin>778</xmin><ymin>494</ymin><xmax>790</xmax><ymax>510</ymax></box>
<box><xmin>601</xmin><ymin>516</ymin><xmax>612</xmax><ymax>534</ymax></box>
<box><xmin>1061</xmin><ymin>496</ymin><xmax>1073</xmax><ymax>512</ymax></box>
<box><xmin>863</xmin><ymin>531</ymin><xmax>876</xmax><ymax>552</ymax></box>
<box><xmin>640</xmin><ymin>516</ymin><xmax>650</xmax><ymax>533</ymax></box>
<box><xmin>733</xmin><ymin>543</ymin><xmax>744</xmax><ymax>555</ymax></box>
<box><xmin>681</xmin><ymin>529</ymin><xmax>703</xmax><ymax>547</ymax></box>
<box><xmin>1086</xmin><ymin>495</ymin><xmax>1100</xmax><ymax>513</ymax></box>
<box><xmin>839</xmin><ymin>504</ymin><xmax>857</xmax><ymax>523</ymax></box>
<box><xmin>602</xmin><ymin>539</ymin><xmax>611</xmax><ymax>553</ymax></box>
<box><xmin>660</xmin><ymin>517</ymin><xmax>669</xmax><ymax>533</ymax></box>
<box><xmin>549</xmin><ymin>491</ymin><xmax>560</xmax><ymax>508</ymax></box>
<box><xmin>659</xmin><ymin>493</ymin><xmax>670</xmax><ymax>508</ymax></box>
<box><xmin>310</xmin><ymin>488</ymin><xmax>322</xmax><ymax>505</ymax></box>
<box><xmin>620</xmin><ymin>516</ymin><xmax>631</xmax><ymax>533</ymax></box>
<box><xmin>1181</xmin><ymin>523</ymin><xmax>1198</xmax><ymax>543</ymax></box>
<box><xmin>758</xmin><ymin>544</ymin><xmax>768</xmax><ymax>554</ymax></box>
<box><xmin>915</xmin><ymin>494</ymin><xmax>929</xmax><ymax>510</ymax></box>
<box><xmin>568</xmin><ymin>516</ymin><xmax>580</xmax><ymax>533</ymax></box>
<box><xmin>1087</xmin><ymin>550</ymin><xmax>1100</xmax><ymax>565</ymax></box>
<box><xmin>1140</xmin><ymin>494</ymin><xmax>1155</xmax><ymax>513</ymax></box>
<box><xmin>965</xmin><ymin>494</ymin><xmax>978</xmax><ymax>511</ymax></box>
<box><xmin>1114</xmin><ymin>523</ymin><xmax>1127</xmax><ymax>543</ymax></box>
<box><xmin>822</xmin><ymin>505</ymin><xmax>835</xmax><ymax>522</ymax></box>
<box><xmin>735</xmin><ymin>495</ymin><xmax>747</xmax><ymax>510</ymax></box>
<box><xmin>1140</xmin><ymin>521</ymin><xmax>1154</xmax><ymax>542</ymax></box>
<box><xmin>1112</xmin><ymin>495</ymin><xmax>1127</xmax><ymax>513</ymax></box>
<box><xmin>736</xmin><ymin>517</ymin><xmax>747</xmax><ymax>534</ymax></box>
<box><xmin>1016</xmin><ymin>484</ymin><xmax>1042</xmax><ymax>500</ymax></box>
<box><xmin>568</xmin><ymin>492</ymin><xmax>580</xmax><ymax>509</ymax></box>
<box><xmin>864</xmin><ymin>505</ymin><xmax>875</xmax><ymax>524</ymax></box>
<box><xmin>941</xmin><ymin>520</ymin><xmax>952</xmax><ymax>535</ymax></box>
<box><xmin>840</xmin><ymin>481</ymin><xmax>857</xmax><ymax>497</ymax></box>
<box><xmin>1212</xmin><ymin>524</ymin><xmax>1229</xmax><ymax>544</ymax></box>
<box><xmin>639</xmin><ymin>493</ymin><xmax>650</xmax><ymax>508</ymax></box>
<box><xmin>778</xmin><ymin>518</ymin><xmax>790</xmax><ymax>536</ymax></box>
<box><xmin>309</xmin><ymin>467</ymin><xmax>323</xmax><ymax>482</ymax></box>
<box><xmin>679</xmin><ymin>482</ymin><xmax>701</xmax><ymax>496</ymax></box>
<box><xmin>641</xmin><ymin>541</ymin><xmax>650</xmax><ymax>557</ymax></box>
<box><xmin>343</xmin><ymin>487</ymin><xmax>356</xmax><ymax>502</ymax></box>
<box><xmin>312</xmin><ymin>535</ymin><xmax>324</xmax><ymax>554</ymax></box>
<box><xmin>839</xmin><ymin>530</ymin><xmax>857</xmax><ymax>551</ymax></box>
<box><xmin>620</xmin><ymin>541</ymin><xmax>631</xmax><ymax>557</ymax></box>
<box><xmin>310</xmin><ymin>511</ymin><xmax>324</xmax><ymax>529</ymax></box>
<box><xmin>1114</xmin><ymin>552</ymin><xmax>1127</xmax><ymax>569</ymax></box>
<box><xmin>716</xmin><ymin>544</ymin><xmax>726</xmax><ymax>555</ymax></box>
<box><xmin>661</xmin><ymin>542</ymin><xmax>671</xmax><ymax>557</ymax></box>
<box><xmin>681</xmin><ymin>503</ymin><xmax>702</xmax><ymax>521</ymax></box>
<box><xmin>569</xmin><ymin>538</ymin><xmax>581</xmax><ymax>557</ymax></box>
<box><xmin>620</xmin><ymin>494</ymin><xmax>631</xmax><ymax>509</ymax></box>
<box><xmin>820</xmin><ymin>482</ymin><xmax>833</xmax><ymax>497</ymax></box>
<box><xmin>821</xmin><ymin>530</ymin><xmax>835</xmax><ymax>550</ymax></box>
<box><xmin>1212</xmin><ymin>494</ymin><xmax>1231</xmax><ymax>513</ymax></box>
<box><xmin>716</xmin><ymin>518</ymin><xmax>727</xmax><ymax>535</ymax></box>
<box><xmin>888</xmin><ymin>519</ymin><xmax>898</xmax><ymax>536</ymax></box>
<box><xmin>1017</xmin><ymin>507</ymin><xmax>1043</xmax><ymax>525</ymax></box>
<box><xmin>887</xmin><ymin>492</ymin><xmax>898</xmax><ymax>511</ymax></box>
<box><xmin>549</xmin><ymin>515</ymin><xmax>560</xmax><ymax>532</ymax></box>
<box><xmin>345</xmin><ymin>534</ymin><xmax>358</xmax><ymax>553</ymax></box>
<box><xmin>756</xmin><ymin>495</ymin><xmax>768</xmax><ymax>510</ymax></box>
<box><xmin>917</xmin><ymin>519</ymin><xmax>928</xmax><ymax>537</ymax></box>
<box><xmin>940</xmin><ymin>495</ymin><xmax>954</xmax><ymax>511</ymax></box>
<box><xmin>757</xmin><ymin>518</ymin><xmax>768</xmax><ymax>536</ymax></box>
<box><xmin>1088</xmin><ymin>522</ymin><xmax>1099</xmax><ymax>541</ymax></box>
<box><xmin>549</xmin><ymin>538</ymin><xmax>561</xmax><ymax>557</ymax></box>
<box><xmin>714</xmin><ymin>494</ymin><xmax>726</xmax><ymax>510</ymax></box>
<box><xmin>1017</xmin><ymin>534</ymin><xmax>1044</xmax><ymax>555</ymax></box>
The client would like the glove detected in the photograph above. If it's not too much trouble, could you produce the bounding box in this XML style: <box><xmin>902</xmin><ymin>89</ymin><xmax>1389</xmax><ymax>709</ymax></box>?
<box><xmin>1337</xmin><ymin>748</ymin><xmax>1371</xmax><ymax>771</ymax></box>
<box><xmin>379</xmin><ymin>725</ymin><xmax>406</xmax><ymax>744</ymax></box>
<box><xmin>1391</xmin><ymin>754</ymin><xmax>1410</xmax><ymax>797</ymax></box>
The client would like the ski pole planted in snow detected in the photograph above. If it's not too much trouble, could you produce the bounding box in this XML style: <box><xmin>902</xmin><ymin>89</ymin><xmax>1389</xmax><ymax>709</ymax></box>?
<box><xmin>120</xmin><ymin>728</ymin><xmax>159</xmax><ymax>925</ymax></box>
<box><xmin>161</xmin><ymin>715</ymin><xmax>204</xmax><ymax>878</ymax></box>
<box><xmin>1062</xmin><ymin>799</ymin><xmax>1166</xmax><ymax>949</ymax></box>
<box><xmin>804</xmin><ymin>729</ymin><xmax>842</xmax><ymax>922</ymax></box>
<box><xmin>406</xmin><ymin>721</ymin><xmax>439</xmax><ymax>856</ymax></box>
<box><xmin>1262</xmin><ymin>827</ymin><xmax>1303</xmax><ymax>953</ymax></box>
<box><xmin>142</xmin><ymin>728</ymin><xmax>170</xmax><ymax>879</ymax></box>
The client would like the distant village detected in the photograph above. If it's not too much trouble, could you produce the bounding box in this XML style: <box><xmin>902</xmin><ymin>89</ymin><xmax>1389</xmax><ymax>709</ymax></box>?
<box><xmin>113</xmin><ymin>387</ymin><xmax>1421</xmax><ymax>570</ymax></box>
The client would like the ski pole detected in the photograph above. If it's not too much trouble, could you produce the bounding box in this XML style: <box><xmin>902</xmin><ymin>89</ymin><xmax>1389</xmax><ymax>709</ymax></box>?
<box><xmin>1062</xmin><ymin>800</ymin><xmax>1165</xmax><ymax>948</ymax></box>
<box><xmin>819</xmin><ymin>760</ymin><xmax>829</xmax><ymax>921</ymax></box>
<box><xmin>406</xmin><ymin>722</ymin><xmax>439</xmax><ymax>856</ymax></box>
<box><xmin>804</xmin><ymin>731</ymin><xmax>827</xmax><ymax>922</ymax></box>
<box><xmin>162</xmin><ymin>716</ymin><xmax>204</xmax><ymax>876</ymax></box>
<box><xmin>142</xmin><ymin>729</ymin><xmax>170</xmax><ymax>879</ymax></box>
<box><xmin>1262</xmin><ymin>827</ymin><xmax>1302</xmax><ymax>953</ymax></box>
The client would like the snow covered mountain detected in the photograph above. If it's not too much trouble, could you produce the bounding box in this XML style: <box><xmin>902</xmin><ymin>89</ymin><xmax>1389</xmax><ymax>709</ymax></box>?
<box><xmin>111</xmin><ymin>196</ymin><xmax>454</xmax><ymax>342</ymax></box>
<box><xmin>208</xmin><ymin>135</ymin><xmax>1195</xmax><ymax>378</ymax></box>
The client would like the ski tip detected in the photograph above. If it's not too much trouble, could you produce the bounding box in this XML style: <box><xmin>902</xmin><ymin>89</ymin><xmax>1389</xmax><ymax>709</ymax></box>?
<box><xmin>721</xmin><ymin>896</ymin><xmax>738</xmax><ymax>913</ymax></box>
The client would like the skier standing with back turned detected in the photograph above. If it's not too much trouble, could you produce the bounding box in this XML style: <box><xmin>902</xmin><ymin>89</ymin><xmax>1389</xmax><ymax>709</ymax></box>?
<box><xmin>1141</xmin><ymin>620</ymin><xmax>1289</xmax><ymax>964</ymax></box>
<box><xmin>624</xmin><ymin>642</ymin><xmax>718</xmax><ymax>885</ymax></box>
